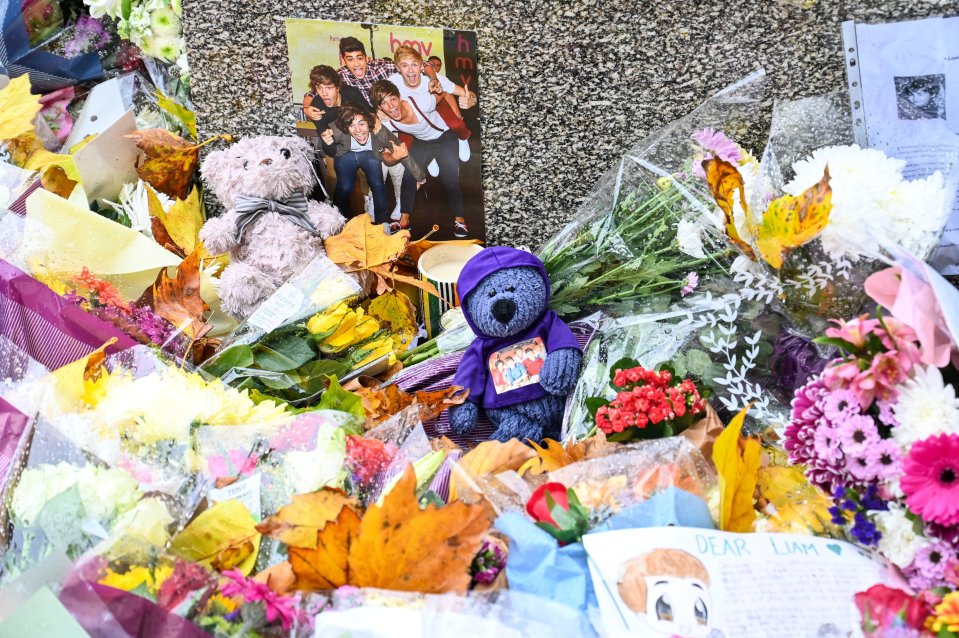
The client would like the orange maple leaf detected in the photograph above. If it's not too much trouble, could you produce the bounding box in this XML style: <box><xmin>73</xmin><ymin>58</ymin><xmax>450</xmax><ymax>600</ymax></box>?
<box><xmin>152</xmin><ymin>249</ymin><xmax>210</xmax><ymax>339</ymax></box>
<box><xmin>286</xmin><ymin>467</ymin><xmax>493</xmax><ymax>594</ymax></box>
<box><xmin>256</xmin><ymin>489</ymin><xmax>356</xmax><ymax>549</ymax></box>
<box><xmin>518</xmin><ymin>431</ymin><xmax>616</xmax><ymax>475</ymax></box>
<box><xmin>325</xmin><ymin>216</ymin><xmax>439</xmax><ymax>297</ymax></box>
<box><xmin>126</xmin><ymin>130</ymin><xmax>230</xmax><ymax>200</ymax></box>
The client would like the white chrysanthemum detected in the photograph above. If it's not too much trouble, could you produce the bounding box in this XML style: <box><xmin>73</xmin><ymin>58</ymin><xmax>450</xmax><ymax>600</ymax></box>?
<box><xmin>676</xmin><ymin>218</ymin><xmax>707</xmax><ymax>258</ymax></box>
<box><xmin>106</xmin><ymin>180</ymin><xmax>172</xmax><ymax>238</ymax></box>
<box><xmin>11</xmin><ymin>463</ymin><xmax>141</xmax><ymax>526</ymax></box>
<box><xmin>140</xmin><ymin>35</ymin><xmax>184</xmax><ymax>62</ymax></box>
<box><xmin>149</xmin><ymin>7</ymin><xmax>181</xmax><ymax>37</ymax></box>
<box><xmin>84</xmin><ymin>0</ymin><xmax>123</xmax><ymax>19</ymax></box>
<box><xmin>892</xmin><ymin>364</ymin><xmax>959</xmax><ymax>448</ymax></box>
<box><xmin>783</xmin><ymin>145</ymin><xmax>949</xmax><ymax>262</ymax></box>
<box><xmin>874</xmin><ymin>504</ymin><xmax>930</xmax><ymax>568</ymax></box>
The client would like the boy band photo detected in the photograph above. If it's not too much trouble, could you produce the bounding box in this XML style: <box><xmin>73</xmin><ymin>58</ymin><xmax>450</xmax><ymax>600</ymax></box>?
<box><xmin>285</xmin><ymin>20</ymin><xmax>486</xmax><ymax>241</ymax></box>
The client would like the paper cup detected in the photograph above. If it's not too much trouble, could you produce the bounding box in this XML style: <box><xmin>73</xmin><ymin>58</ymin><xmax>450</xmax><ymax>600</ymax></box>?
<box><xmin>418</xmin><ymin>244</ymin><xmax>484</xmax><ymax>338</ymax></box>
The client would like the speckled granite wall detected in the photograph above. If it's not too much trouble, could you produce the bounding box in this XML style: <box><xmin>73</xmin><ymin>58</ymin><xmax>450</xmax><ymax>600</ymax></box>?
<box><xmin>182</xmin><ymin>0</ymin><xmax>956</xmax><ymax>248</ymax></box>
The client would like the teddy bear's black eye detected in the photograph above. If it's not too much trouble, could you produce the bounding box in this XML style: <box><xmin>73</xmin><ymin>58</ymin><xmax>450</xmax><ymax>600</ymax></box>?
<box><xmin>487</xmin><ymin>290</ymin><xmax>496</xmax><ymax>298</ymax></box>
<box><xmin>243</xmin><ymin>160</ymin><xmax>249</xmax><ymax>169</ymax></box>
<box><xmin>280</xmin><ymin>148</ymin><xmax>291</xmax><ymax>159</ymax></box>
<box><xmin>505</xmin><ymin>285</ymin><xmax>515</xmax><ymax>293</ymax></box>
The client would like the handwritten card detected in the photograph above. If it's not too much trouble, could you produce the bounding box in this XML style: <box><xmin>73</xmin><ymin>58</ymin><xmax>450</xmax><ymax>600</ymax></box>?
<box><xmin>583</xmin><ymin>528</ymin><xmax>886</xmax><ymax>638</ymax></box>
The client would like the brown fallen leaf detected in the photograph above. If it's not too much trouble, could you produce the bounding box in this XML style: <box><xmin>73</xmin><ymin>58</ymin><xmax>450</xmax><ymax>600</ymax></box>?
<box><xmin>40</xmin><ymin>165</ymin><xmax>78</xmax><ymax>199</ymax></box>
<box><xmin>289</xmin><ymin>505</ymin><xmax>361</xmax><ymax>591</ymax></box>
<box><xmin>356</xmin><ymin>384</ymin><xmax>469</xmax><ymax>426</ymax></box>
<box><xmin>284</xmin><ymin>467</ymin><xmax>493</xmax><ymax>594</ymax></box>
<box><xmin>518</xmin><ymin>431</ymin><xmax>615</xmax><ymax>476</ymax></box>
<box><xmin>325</xmin><ymin>216</ymin><xmax>438</xmax><ymax>297</ymax></box>
<box><xmin>348</xmin><ymin>466</ymin><xmax>493</xmax><ymax>593</ymax></box>
<box><xmin>450</xmin><ymin>439</ymin><xmax>536</xmax><ymax>501</ymax></box>
<box><xmin>253</xmin><ymin>561</ymin><xmax>295</xmax><ymax>595</ymax></box>
<box><xmin>153</xmin><ymin>249</ymin><xmax>210</xmax><ymax>339</ymax></box>
<box><xmin>256</xmin><ymin>489</ymin><xmax>356</xmax><ymax>549</ymax></box>
<box><xmin>126</xmin><ymin>130</ymin><xmax>230</xmax><ymax>200</ymax></box>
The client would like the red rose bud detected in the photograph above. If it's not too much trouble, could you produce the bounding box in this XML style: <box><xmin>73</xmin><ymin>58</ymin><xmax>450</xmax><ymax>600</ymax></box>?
<box><xmin>854</xmin><ymin>584</ymin><xmax>931</xmax><ymax>634</ymax></box>
<box><xmin>525</xmin><ymin>482</ymin><xmax>589</xmax><ymax>546</ymax></box>
<box><xmin>526</xmin><ymin>482</ymin><xmax>569</xmax><ymax>526</ymax></box>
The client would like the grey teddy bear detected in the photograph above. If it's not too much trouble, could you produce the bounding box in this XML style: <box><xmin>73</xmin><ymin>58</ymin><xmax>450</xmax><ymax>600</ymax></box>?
<box><xmin>448</xmin><ymin>247</ymin><xmax>582</xmax><ymax>443</ymax></box>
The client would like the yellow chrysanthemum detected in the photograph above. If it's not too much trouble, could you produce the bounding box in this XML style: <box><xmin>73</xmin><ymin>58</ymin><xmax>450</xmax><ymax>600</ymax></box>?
<box><xmin>929</xmin><ymin>592</ymin><xmax>959</xmax><ymax>634</ymax></box>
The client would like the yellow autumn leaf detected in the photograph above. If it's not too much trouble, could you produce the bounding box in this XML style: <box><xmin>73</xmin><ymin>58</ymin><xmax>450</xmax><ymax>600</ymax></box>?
<box><xmin>171</xmin><ymin>499</ymin><xmax>261</xmax><ymax>575</ymax></box>
<box><xmin>368</xmin><ymin>290</ymin><xmax>418</xmax><ymax>353</ymax></box>
<box><xmin>46</xmin><ymin>339</ymin><xmax>116</xmax><ymax>417</ymax></box>
<box><xmin>0</xmin><ymin>75</ymin><xmax>42</xmax><ymax>141</ymax></box>
<box><xmin>713</xmin><ymin>404</ymin><xmax>761</xmax><ymax>532</ymax></box>
<box><xmin>24</xmin><ymin>147</ymin><xmax>79</xmax><ymax>182</ymax></box>
<box><xmin>156</xmin><ymin>90</ymin><xmax>198</xmax><ymax>140</ymax></box>
<box><xmin>147</xmin><ymin>184</ymin><xmax>204</xmax><ymax>255</ymax></box>
<box><xmin>757</xmin><ymin>464</ymin><xmax>842</xmax><ymax>536</ymax></box>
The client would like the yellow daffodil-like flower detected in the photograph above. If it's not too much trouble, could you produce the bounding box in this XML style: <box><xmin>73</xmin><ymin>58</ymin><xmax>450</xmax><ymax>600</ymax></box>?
<box><xmin>319</xmin><ymin>307</ymin><xmax>381</xmax><ymax>354</ymax></box>
<box><xmin>307</xmin><ymin>302</ymin><xmax>351</xmax><ymax>335</ymax></box>
<box><xmin>929</xmin><ymin>591</ymin><xmax>959</xmax><ymax>634</ymax></box>
<box><xmin>206</xmin><ymin>593</ymin><xmax>239</xmax><ymax>614</ymax></box>
<box><xmin>353</xmin><ymin>335</ymin><xmax>397</xmax><ymax>369</ymax></box>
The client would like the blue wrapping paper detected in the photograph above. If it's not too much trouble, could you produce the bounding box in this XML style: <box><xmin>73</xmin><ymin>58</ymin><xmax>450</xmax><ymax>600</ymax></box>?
<box><xmin>495</xmin><ymin>487</ymin><xmax>715</xmax><ymax>614</ymax></box>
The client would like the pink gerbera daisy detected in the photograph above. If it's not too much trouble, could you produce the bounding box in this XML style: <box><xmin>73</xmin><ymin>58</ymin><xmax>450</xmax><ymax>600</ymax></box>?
<box><xmin>901</xmin><ymin>433</ymin><xmax>959</xmax><ymax>527</ymax></box>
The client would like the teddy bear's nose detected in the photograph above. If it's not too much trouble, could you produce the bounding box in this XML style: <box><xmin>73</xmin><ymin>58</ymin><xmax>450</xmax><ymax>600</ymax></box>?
<box><xmin>492</xmin><ymin>297</ymin><xmax>516</xmax><ymax>324</ymax></box>
<box><xmin>260</xmin><ymin>158</ymin><xmax>273</xmax><ymax>166</ymax></box>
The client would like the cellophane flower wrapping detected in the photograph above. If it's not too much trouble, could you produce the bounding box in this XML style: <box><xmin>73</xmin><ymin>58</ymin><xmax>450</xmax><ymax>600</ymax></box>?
<box><xmin>538</xmin><ymin>70</ymin><xmax>771</xmax><ymax>321</ymax></box>
<box><xmin>0</xmin><ymin>412</ymin><xmax>200</xmax><ymax>586</ymax></box>
<box><xmin>783</xmin><ymin>267</ymin><xmax>959</xmax><ymax>600</ymax></box>
<box><xmin>200</xmin><ymin>254</ymin><xmax>369</xmax><ymax>404</ymax></box>
<box><xmin>711</xmin><ymin>91</ymin><xmax>959</xmax><ymax>337</ymax></box>
<box><xmin>316</xmin><ymin>587</ymin><xmax>597</xmax><ymax>637</ymax></box>
<box><xmin>564</xmin><ymin>292</ymin><xmax>795</xmax><ymax>441</ymax></box>
<box><xmin>463</xmin><ymin>437</ymin><xmax>715</xmax><ymax>530</ymax></box>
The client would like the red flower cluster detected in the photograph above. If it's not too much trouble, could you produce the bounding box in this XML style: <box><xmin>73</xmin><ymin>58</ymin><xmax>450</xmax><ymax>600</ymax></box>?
<box><xmin>345</xmin><ymin>436</ymin><xmax>397</xmax><ymax>486</ymax></box>
<box><xmin>595</xmin><ymin>366</ymin><xmax>705</xmax><ymax>436</ymax></box>
<box><xmin>74</xmin><ymin>267</ymin><xmax>131</xmax><ymax>312</ymax></box>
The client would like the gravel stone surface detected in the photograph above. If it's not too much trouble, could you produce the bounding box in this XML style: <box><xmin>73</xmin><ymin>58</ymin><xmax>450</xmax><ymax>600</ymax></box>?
<box><xmin>183</xmin><ymin>0</ymin><xmax>956</xmax><ymax>247</ymax></box>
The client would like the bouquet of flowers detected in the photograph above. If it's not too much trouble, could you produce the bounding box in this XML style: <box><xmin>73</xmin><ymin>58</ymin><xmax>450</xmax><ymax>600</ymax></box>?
<box><xmin>537</xmin><ymin>71</ymin><xmax>774</xmax><ymax>321</ymax></box>
<box><xmin>587</xmin><ymin>360</ymin><xmax>707</xmax><ymax>442</ymax></box>
<box><xmin>696</xmin><ymin>92</ymin><xmax>956</xmax><ymax>335</ymax></box>
<box><xmin>9</xmin><ymin>346</ymin><xmax>295</xmax><ymax>495</ymax></box>
<box><xmin>783</xmin><ymin>260</ymin><xmax>959</xmax><ymax>635</ymax></box>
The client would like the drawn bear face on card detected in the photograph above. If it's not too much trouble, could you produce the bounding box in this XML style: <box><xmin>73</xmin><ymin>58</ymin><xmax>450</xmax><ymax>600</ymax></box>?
<box><xmin>618</xmin><ymin>550</ymin><xmax>716</xmax><ymax>638</ymax></box>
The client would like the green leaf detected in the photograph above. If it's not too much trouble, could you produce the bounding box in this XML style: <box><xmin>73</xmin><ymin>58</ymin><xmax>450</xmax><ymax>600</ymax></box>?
<box><xmin>670</xmin><ymin>353</ymin><xmax>688</xmax><ymax>379</ymax></box>
<box><xmin>317</xmin><ymin>375</ymin><xmax>365</xmax><ymax>423</ymax></box>
<box><xmin>585</xmin><ymin>397</ymin><xmax>609</xmax><ymax>420</ymax></box>
<box><xmin>292</xmin><ymin>360</ymin><xmax>350</xmax><ymax>395</ymax></box>
<box><xmin>121</xmin><ymin>0</ymin><xmax>132</xmax><ymax>20</ymax></box>
<box><xmin>255</xmin><ymin>336</ymin><xmax>315</xmax><ymax>372</ymax></box>
<box><xmin>813</xmin><ymin>336</ymin><xmax>857</xmax><ymax>354</ymax></box>
<box><xmin>203</xmin><ymin>344</ymin><xmax>255</xmax><ymax>378</ymax></box>
<box><xmin>685</xmin><ymin>349</ymin><xmax>712</xmax><ymax>377</ymax></box>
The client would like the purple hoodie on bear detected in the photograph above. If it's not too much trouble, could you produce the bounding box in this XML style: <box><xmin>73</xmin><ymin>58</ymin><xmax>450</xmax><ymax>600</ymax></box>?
<box><xmin>452</xmin><ymin>247</ymin><xmax>580</xmax><ymax>410</ymax></box>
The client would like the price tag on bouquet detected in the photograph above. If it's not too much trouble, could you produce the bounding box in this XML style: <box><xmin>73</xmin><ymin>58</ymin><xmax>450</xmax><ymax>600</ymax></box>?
<box><xmin>247</xmin><ymin>284</ymin><xmax>304</xmax><ymax>334</ymax></box>
<box><xmin>209</xmin><ymin>473</ymin><xmax>263</xmax><ymax>521</ymax></box>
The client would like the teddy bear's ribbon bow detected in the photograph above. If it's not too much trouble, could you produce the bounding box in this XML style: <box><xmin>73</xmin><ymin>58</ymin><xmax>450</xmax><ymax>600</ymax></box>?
<box><xmin>233</xmin><ymin>193</ymin><xmax>319</xmax><ymax>243</ymax></box>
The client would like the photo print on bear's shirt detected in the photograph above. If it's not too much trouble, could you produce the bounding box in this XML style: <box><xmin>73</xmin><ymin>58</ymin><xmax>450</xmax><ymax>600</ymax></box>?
<box><xmin>489</xmin><ymin>336</ymin><xmax>546</xmax><ymax>394</ymax></box>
